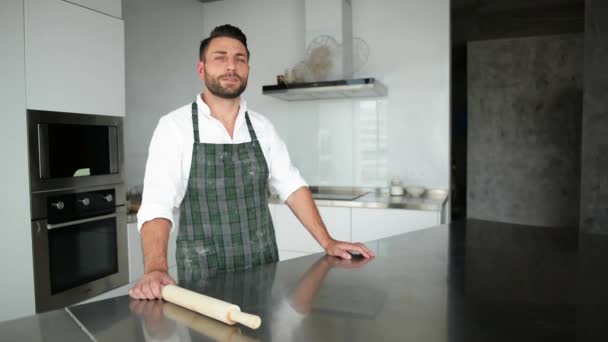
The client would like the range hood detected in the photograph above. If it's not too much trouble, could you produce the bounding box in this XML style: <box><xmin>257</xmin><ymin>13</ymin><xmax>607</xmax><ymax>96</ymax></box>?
<box><xmin>262</xmin><ymin>0</ymin><xmax>387</xmax><ymax>101</ymax></box>
<box><xmin>262</xmin><ymin>78</ymin><xmax>387</xmax><ymax>101</ymax></box>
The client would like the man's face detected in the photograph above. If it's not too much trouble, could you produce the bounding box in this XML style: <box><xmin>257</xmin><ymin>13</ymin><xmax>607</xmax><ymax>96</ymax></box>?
<box><xmin>198</xmin><ymin>37</ymin><xmax>249</xmax><ymax>99</ymax></box>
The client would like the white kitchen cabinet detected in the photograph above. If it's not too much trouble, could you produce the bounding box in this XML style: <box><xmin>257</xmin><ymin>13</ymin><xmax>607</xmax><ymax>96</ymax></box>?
<box><xmin>25</xmin><ymin>0</ymin><xmax>125</xmax><ymax>116</ymax></box>
<box><xmin>351</xmin><ymin>208</ymin><xmax>440</xmax><ymax>243</ymax></box>
<box><xmin>274</xmin><ymin>204</ymin><xmax>350</xmax><ymax>254</ymax></box>
<box><xmin>167</xmin><ymin>221</ymin><xmax>178</xmax><ymax>268</ymax></box>
<box><xmin>63</xmin><ymin>0</ymin><xmax>122</xmax><ymax>18</ymax></box>
<box><xmin>127</xmin><ymin>219</ymin><xmax>177</xmax><ymax>283</ymax></box>
<box><xmin>126</xmin><ymin>222</ymin><xmax>143</xmax><ymax>282</ymax></box>
<box><xmin>268</xmin><ymin>203</ymin><xmax>277</xmax><ymax>227</ymax></box>
<box><xmin>1</xmin><ymin>0</ymin><xmax>36</xmax><ymax>322</ymax></box>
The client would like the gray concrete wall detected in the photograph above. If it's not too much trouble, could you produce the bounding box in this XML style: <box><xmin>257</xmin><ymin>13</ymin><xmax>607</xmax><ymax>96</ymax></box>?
<box><xmin>467</xmin><ymin>34</ymin><xmax>583</xmax><ymax>227</ymax></box>
<box><xmin>580</xmin><ymin>0</ymin><xmax>608</xmax><ymax>234</ymax></box>
<box><xmin>0</xmin><ymin>0</ymin><xmax>36</xmax><ymax>321</ymax></box>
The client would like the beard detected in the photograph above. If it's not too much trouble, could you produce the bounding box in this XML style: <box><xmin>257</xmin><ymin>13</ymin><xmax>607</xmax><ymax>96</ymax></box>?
<box><xmin>204</xmin><ymin>69</ymin><xmax>248</xmax><ymax>99</ymax></box>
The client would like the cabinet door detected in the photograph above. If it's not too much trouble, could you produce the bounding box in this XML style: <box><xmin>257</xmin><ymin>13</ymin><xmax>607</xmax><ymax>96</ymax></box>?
<box><xmin>127</xmin><ymin>222</ymin><xmax>143</xmax><ymax>282</ymax></box>
<box><xmin>129</xmin><ymin>219</ymin><xmax>177</xmax><ymax>282</ymax></box>
<box><xmin>351</xmin><ymin>208</ymin><xmax>440</xmax><ymax>243</ymax></box>
<box><xmin>274</xmin><ymin>204</ymin><xmax>350</xmax><ymax>253</ymax></box>
<box><xmin>25</xmin><ymin>0</ymin><xmax>125</xmax><ymax>116</ymax></box>
<box><xmin>268</xmin><ymin>203</ymin><xmax>277</xmax><ymax>226</ymax></box>
<box><xmin>64</xmin><ymin>0</ymin><xmax>122</xmax><ymax>18</ymax></box>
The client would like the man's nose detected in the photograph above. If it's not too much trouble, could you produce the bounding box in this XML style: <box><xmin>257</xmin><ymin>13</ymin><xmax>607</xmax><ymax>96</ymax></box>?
<box><xmin>225</xmin><ymin>59</ymin><xmax>236</xmax><ymax>71</ymax></box>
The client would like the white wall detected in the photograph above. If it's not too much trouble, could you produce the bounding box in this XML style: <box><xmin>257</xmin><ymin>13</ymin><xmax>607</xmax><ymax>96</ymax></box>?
<box><xmin>0</xmin><ymin>0</ymin><xmax>36</xmax><ymax>321</ymax></box>
<box><xmin>124</xmin><ymin>0</ymin><xmax>207</xmax><ymax>186</ymax></box>
<box><xmin>352</xmin><ymin>0</ymin><xmax>450</xmax><ymax>189</ymax></box>
<box><xmin>200</xmin><ymin>0</ymin><xmax>450</xmax><ymax>190</ymax></box>
<box><xmin>125</xmin><ymin>0</ymin><xmax>450</xmax><ymax>192</ymax></box>
<box><xmin>200</xmin><ymin>0</ymin><xmax>305</xmax><ymax>148</ymax></box>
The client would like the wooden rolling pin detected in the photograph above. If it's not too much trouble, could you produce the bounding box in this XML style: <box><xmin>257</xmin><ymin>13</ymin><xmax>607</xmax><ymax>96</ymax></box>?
<box><xmin>161</xmin><ymin>285</ymin><xmax>262</xmax><ymax>330</ymax></box>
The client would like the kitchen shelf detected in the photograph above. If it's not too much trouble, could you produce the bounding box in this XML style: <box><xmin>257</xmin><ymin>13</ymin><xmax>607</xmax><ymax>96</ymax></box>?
<box><xmin>262</xmin><ymin>78</ymin><xmax>387</xmax><ymax>101</ymax></box>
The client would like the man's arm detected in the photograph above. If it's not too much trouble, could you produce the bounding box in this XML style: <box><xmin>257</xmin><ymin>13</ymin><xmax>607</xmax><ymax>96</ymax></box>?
<box><xmin>129</xmin><ymin>218</ymin><xmax>176</xmax><ymax>300</ymax></box>
<box><xmin>285</xmin><ymin>187</ymin><xmax>375</xmax><ymax>259</ymax></box>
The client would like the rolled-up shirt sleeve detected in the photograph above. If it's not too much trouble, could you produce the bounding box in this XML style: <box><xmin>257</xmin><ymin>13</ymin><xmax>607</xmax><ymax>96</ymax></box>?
<box><xmin>266</xmin><ymin>122</ymin><xmax>308</xmax><ymax>201</ymax></box>
<box><xmin>137</xmin><ymin>117</ymin><xmax>184</xmax><ymax>232</ymax></box>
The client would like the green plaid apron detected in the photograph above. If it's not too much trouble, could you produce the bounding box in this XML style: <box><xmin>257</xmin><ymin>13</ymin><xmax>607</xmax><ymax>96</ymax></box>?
<box><xmin>176</xmin><ymin>102</ymin><xmax>279</xmax><ymax>282</ymax></box>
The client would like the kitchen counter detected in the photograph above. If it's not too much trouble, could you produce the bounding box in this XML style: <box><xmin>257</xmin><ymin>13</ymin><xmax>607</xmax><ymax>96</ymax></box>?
<box><xmin>127</xmin><ymin>187</ymin><xmax>448</xmax><ymax>224</ymax></box>
<box><xmin>4</xmin><ymin>219</ymin><xmax>607</xmax><ymax>341</ymax></box>
<box><xmin>269</xmin><ymin>186</ymin><xmax>449</xmax><ymax>212</ymax></box>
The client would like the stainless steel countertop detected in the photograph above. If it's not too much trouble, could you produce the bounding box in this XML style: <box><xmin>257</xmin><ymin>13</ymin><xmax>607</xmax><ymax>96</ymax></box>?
<box><xmin>3</xmin><ymin>219</ymin><xmax>608</xmax><ymax>341</ymax></box>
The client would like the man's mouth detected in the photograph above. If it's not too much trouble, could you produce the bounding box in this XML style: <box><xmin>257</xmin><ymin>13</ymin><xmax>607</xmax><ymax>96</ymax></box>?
<box><xmin>220</xmin><ymin>75</ymin><xmax>241</xmax><ymax>83</ymax></box>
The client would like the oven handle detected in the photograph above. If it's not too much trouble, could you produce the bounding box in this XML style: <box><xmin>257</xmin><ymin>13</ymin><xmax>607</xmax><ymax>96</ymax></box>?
<box><xmin>47</xmin><ymin>213</ymin><xmax>118</xmax><ymax>230</ymax></box>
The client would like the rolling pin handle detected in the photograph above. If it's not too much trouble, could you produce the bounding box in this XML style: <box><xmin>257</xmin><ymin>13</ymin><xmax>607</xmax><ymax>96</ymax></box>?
<box><xmin>229</xmin><ymin>310</ymin><xmax>261</xmax><ymax>330</ymax></box>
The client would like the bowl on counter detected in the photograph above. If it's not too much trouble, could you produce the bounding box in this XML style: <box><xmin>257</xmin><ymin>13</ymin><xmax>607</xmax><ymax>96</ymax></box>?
<box><xmin>405</xmin><ymin>186</ymin><xmax>426</xmax><ymax>197</ymax></box>
<box><xmin>425</xmin><ymin>188</ymin><xmax>448</xmax><ymax>200</ymax></box>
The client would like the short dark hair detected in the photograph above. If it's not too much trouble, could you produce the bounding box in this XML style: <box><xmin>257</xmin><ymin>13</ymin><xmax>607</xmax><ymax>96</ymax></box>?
<box><xmin>199</xmin><ymin>24</ymin><xmax>250</xmax><ymax>61</ymax></box>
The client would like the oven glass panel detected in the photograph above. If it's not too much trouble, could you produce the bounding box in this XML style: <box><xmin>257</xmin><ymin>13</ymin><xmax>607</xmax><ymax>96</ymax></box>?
<box><xmin>45</xmin><ymin>124</ymin><xmax>117</xmax><ymax>178</ymax></box>
<box><xmin>48</xmin><ymin>218</ymin><xmax>118</xmax><ymax>294</ymax></box>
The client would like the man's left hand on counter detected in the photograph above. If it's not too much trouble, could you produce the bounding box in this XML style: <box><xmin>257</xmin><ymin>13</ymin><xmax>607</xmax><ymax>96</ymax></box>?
<box><xmin>324</xmin><ymin>239</ymin><xmax>375</xmax><ymax>259</ymax></box>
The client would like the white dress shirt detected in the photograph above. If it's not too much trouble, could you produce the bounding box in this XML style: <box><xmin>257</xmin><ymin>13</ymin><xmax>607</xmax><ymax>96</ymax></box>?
<box><xmin>137</xmin><ymin>95</ymin><xmax>307</xmax><ymax>232</ymax></box>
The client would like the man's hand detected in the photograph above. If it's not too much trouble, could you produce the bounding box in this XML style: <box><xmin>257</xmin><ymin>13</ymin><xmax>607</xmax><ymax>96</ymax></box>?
<box><xmin>324</xmin><ymin>239</ymin><xmax>375</xmax><ymax>259</ymax></box>
<box><xmin>129</xmin><ymin>271</ymin><xmax>176</xmax><ymax>300</ymax></box>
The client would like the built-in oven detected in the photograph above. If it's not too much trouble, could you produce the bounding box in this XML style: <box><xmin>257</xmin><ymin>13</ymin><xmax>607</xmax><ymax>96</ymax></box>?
<box><xmin>27</xmin><ymin>110</ymin><xmax>123</xmax><ymax>192</ymax></box>
<box><xmin>30</xmin><ymin>185</ymin><xmax>128</xmax><ymax>312</ymax></box>
<box><xmin>27</xmin><ymin>110</ymin><xmax>127</xmax><ymax>312</ymax></box>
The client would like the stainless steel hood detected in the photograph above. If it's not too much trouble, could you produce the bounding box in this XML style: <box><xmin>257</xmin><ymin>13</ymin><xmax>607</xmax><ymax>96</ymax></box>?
<box><xmin>262</xmin><ymin>78</ymin><xmax>387</xmax><ymax>101</ymax></box>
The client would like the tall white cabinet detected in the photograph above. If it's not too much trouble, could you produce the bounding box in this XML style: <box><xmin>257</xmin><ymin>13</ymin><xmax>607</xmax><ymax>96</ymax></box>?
<box><xmin>1</xmin><ymin>0</ymin><xmax>36</xmax><ymax>322</ymax></box>
<box><xmin>0</xmin><ymin>0</ymin><xmax>125</xmax><ymax>321</ymax></box>
<box><xmin>24</xmin><ymin>0</ymin><xmax>125</xmax><ymax>116</ymax></box>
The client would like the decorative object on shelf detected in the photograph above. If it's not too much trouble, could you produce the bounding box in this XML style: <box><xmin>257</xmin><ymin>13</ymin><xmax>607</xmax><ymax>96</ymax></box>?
<box><xmin>405</xmin><ymin>186</ymin><xmax>426</xmax><ymax>198</ymax></box>
<box><xmin>389</xmin><ymin>177</ymin><xmax>405</xmax><ymax>196</ymax></box>
<box><xmin>126</xmin><ymin>184</ymin><xmax>143</xmax><ymax>214</ymax></box>
<box><xmin>279</xmin><ymin>35</ymin><xmax>370</xmax><ymax>84</ymax></box>
<box><xmin>425</xmin><ymin>188</ymin><xmax>448</xmax><ymax>199</ymax></box>
<box><xmin>265</xmin><ymin>35</ymin><xmax>383</xmax><ymax>100</ymax></box>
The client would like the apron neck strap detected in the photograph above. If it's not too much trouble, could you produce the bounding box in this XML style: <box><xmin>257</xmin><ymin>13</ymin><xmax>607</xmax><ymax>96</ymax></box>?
<box><xmin>191</xmin><ymin>102</ymin><xmax>200</xmax><ymax>143</ymax></box>
<box><xmin>244</xmin><ymin>112</ymin><xmax>258</xmax><ymax>142</ymax></box>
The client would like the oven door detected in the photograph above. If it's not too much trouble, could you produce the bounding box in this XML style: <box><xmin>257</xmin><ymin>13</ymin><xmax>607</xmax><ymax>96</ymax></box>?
<box><xmin>32</xmin><ymin>206</ymin><xmax>128</xmax><ymax>312</ymax></box>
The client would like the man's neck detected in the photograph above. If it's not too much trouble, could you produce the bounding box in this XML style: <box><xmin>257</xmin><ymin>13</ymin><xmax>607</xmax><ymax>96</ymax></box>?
<box><xmin>201</xmin><ymin>91</ymin><xmax>241</xmax><ymax>138</ymax></box>
<box><xmin>201</xmin><ymin>92</ymin><xmax>241</xmax><ymax>122</ymax></box>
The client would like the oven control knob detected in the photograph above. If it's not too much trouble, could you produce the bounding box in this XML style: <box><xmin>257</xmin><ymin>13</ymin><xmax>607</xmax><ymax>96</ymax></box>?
<box><xmin>79</xmin><ymin>197</ymin><xmax>90</xmax><ymax>206</ymax></box>
<box><xmin>51</xmin><ymin>201</ymin><xmax>64</xmax><ymax>210</ymax></box>
<box><xmin>104</xmin><ymin>194</ymin><xmax>113</xmax><ymax>203</ymax></box>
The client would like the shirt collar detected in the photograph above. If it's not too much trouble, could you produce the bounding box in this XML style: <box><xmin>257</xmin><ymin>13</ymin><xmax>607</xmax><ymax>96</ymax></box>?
<box><xmin>195</xmin><ymin>93</ymin><xmax>248</xmax><ymax>121</ymax></box>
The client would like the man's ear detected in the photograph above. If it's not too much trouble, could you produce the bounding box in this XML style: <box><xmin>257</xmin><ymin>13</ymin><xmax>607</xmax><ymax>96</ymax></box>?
<box><xmin>196</xmin><ymin>60</ymin><xmax>205</xmax><ymax>81</ymax></box>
